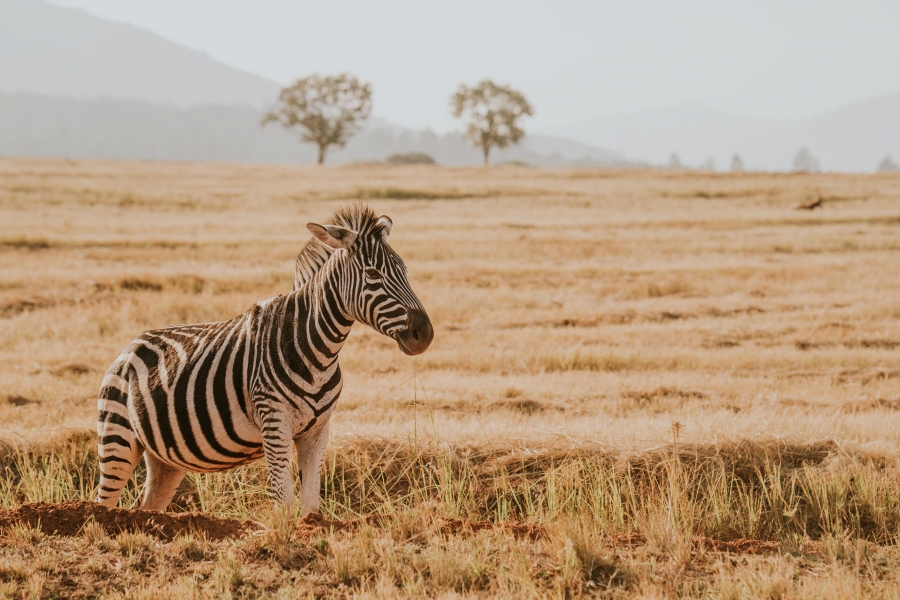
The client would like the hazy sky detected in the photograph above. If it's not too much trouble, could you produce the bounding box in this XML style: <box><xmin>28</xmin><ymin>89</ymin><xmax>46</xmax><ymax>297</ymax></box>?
<box><xmin>49</xmin><ymin>0</ymin><xmax>900</xmax><ymax>132</ymax></box>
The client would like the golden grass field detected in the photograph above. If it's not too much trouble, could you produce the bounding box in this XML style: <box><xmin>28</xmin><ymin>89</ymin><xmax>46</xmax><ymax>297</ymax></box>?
<box><xmin>1</xmin><ymin>157</ymin><xmax>900</xmax><ymax>598</ymax></box>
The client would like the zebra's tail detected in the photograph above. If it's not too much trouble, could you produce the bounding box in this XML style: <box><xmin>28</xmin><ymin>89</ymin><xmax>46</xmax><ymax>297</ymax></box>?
<box><xmin>95</xmin><ymin>351</ymin><xmax>143</xmax><ymax>507</ymax></box>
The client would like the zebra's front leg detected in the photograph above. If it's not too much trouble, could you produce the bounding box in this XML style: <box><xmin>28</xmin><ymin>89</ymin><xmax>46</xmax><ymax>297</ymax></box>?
<box><xmin>295</xmin><ymin>419</ymin><xmax>330</xmax><ymax>516</ymax></box>
<box><xmin>260</xmin><ymin>411</ymin><xmax>295</xmax><ymax>507</ymax></box>
<box><xmin>135</xmin><ymin>452</ymin><xmax>186</xmax><ymax>512</ymax></box>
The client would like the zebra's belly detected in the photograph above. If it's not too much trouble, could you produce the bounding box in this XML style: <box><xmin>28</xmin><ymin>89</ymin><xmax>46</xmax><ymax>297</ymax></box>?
<box><xmin>135</xmin><ymin>408</ymin><xmax>266</xmax><ymax>473</ymax></box>
<box><xmin>177</xmin><ymin>445</ymin><xmax>267</xmax><ymax>474</ymax></box>
<box><xmin>128</xmin><ymin>383</ymin><xmax>267</xmax><ymax>474</ymax></box>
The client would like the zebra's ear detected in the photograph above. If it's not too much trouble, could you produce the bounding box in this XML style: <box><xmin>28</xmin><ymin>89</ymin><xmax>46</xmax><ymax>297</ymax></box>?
<box><xmin>306</xmin><ymin>223</ymin><xmax>358</xmax><ymax>249</ymax></box>
<box><xmin>377</xmin><ymin>215</ymin><xmax>393</xmax><ymax>240</ymax></box>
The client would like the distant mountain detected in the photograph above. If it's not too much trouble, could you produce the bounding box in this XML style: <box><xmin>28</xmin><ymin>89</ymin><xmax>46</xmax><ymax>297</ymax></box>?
<box><xmin>2</xmin><ymin>0</ymin><xmax>895</xmax><ymax>171</ymax></box>
<box><xmin>0</xmin><ymin>92</ymin><xmax>633</xmax><ymax>167</ymax></box>
<box><xmin>0</xmin><ymin>0</ymin><xmax>280</xmax><ymax>108</ymax></box>
<box><xmin>553</xmin><ymin>104</ymin><xmax>786</xmax><ymax>170</ymax></box>
<box><xmin>788</xmin><ymin>94</ymin><xmax>900</xmax><ymax>172</ymax></box>
<box><xmin>0</xmin><ymin>93</ymin><xmax>303</xmax><ymax>162</ymax></box>
<box><xmin>554</xmin><ymin>95</ymin><xmax>900</xmax><ymax>172</ymax></box>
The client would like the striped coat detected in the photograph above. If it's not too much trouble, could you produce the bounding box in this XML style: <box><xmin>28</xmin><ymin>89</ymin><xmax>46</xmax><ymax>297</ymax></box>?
<box><xmin>95</xmin><ymin>204</ymin><xmax>433</xmax><ymax>514</ymax></box>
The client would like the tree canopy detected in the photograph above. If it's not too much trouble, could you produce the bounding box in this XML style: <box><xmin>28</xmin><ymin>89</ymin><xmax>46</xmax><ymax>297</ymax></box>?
<box><xmin>451</xmin><ymin>80</ymin><xmax>533</xmax><ymax>165</ymax></box>
<box><xmin>263</xmin><ymin>73</ymin><xmax>372</xmax><ymax>164</ymax></box>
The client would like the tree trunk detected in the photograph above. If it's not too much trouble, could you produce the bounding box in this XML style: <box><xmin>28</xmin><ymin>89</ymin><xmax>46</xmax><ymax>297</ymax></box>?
<box><xmin>482</xmin><ymin>144</ymin><xmax>490</xmax><ymax>166</ymax></box>
<box><xmin>317</xmin><ymin>144</ymin><xmax>327</xmax><ymax>165</ymax></box>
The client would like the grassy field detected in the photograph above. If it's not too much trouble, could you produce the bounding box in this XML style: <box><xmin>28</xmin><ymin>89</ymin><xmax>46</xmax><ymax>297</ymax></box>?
<box><xmin>1</xmin><ymin>158</ymin><xmax>900</xmax><ymax>598</ymax></box>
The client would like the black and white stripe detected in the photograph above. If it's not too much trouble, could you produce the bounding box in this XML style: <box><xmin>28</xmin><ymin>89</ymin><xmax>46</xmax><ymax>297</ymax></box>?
<box><xmin>95</xmin><ymin>204</ymin><xmax>433</xmax><ymax>513</ymax></box>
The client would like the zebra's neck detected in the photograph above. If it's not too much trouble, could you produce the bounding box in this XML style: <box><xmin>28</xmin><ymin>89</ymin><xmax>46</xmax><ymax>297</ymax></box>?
<box><xmin>258</xmin><ymin>258</ymin><xmax>354</xmax><ymax>385</ymax></box>
<box><xmin>296</xmin><ymin>262</ymin><xmax>355</xmax><ymax>362</ymax></box>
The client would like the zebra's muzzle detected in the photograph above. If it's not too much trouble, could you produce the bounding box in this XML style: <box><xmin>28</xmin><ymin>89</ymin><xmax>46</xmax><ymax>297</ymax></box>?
<box><xmin>395</xmin><ymin>308</ymin><xmax>433</xmax><ymax>356</ymax></box>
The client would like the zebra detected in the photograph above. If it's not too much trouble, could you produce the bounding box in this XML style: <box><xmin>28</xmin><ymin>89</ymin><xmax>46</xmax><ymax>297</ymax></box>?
<box><xmin>95</xmin><ymin>204</ymin><xmax>433</xmax><ymax>515</ymax></box>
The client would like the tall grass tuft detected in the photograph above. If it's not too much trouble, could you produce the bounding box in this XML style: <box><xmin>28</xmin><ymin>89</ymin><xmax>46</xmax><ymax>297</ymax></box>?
<box><xmin>2</xmin><ymin>432</ymin><xmax>900</xmax><ymax>546</ymax></box>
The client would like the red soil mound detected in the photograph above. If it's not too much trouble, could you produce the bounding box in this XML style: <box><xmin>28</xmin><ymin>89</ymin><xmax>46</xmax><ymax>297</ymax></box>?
<box><xmin>2</xmin><ymin>504</ymin><xmax>773</xmax><ymax>555</ymax></box>
<box><xmin>0</xmin><ymin>501</ymin><xmax>252</xmax><ymax>541</ymax></box>
<box><xmin>294</xmin><ymin>512</ymin><xmax>546</xmax><ymax>541</ymax></box>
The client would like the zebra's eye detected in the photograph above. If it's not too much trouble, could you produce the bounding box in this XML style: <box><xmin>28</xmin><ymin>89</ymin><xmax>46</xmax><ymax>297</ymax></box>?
<box><xmin>365</xmin><ymin>267</ymin><xmax>382</xmax><ymax>280</ymax></box>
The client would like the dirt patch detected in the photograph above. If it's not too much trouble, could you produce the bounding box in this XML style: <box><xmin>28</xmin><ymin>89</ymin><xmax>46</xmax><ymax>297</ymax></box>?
<box><xmin>0</xmin><ymin>237</ymin><xmax>52</xmax><ymax>250</ymax></box>
<box><xmin>293</xmin><ymin>513</ymin><xmax>545</xmax><ymax>542</ymax></box>
<box><xmin>430</xmin><ymin>399</ymin><xmax>474</xmax><ymax>412</ymax></box>
<box><xmin>849</xmin><ymin>339</ymin><xmax>900</xmax><ymax>350</ymax></box>
<box><xmin>0</xmin><ymin>502</ymin><xmax>252</xmax><ymax>541</ymax></box>
<box><xmin>553</xmin><ymin>318</ymin><xmax>599</xmax><ymax>328</ymax></box>
<box><xmin>432</xmin><ymin>398</ymin><xmax>555</xmax><ymax>416</ymax></box>
<box><xmin>351</xmin><ymin>187</ymin><xmax>485</xmax><ymax>201</ymax></box>
<box><xmin>446</xmin><ymin>519</ymin><xmax>545</xmax><ymax>541</ymax></box>
<box><xmin>702</xmin><ymin>305</ymin><xmax>766</xmax><ymax>318</ymax></box>
<box><xmin>119</xmin><ymin>277</ymin><xmax>163</xmax><ymax>292</ymax></box>
<box><xmin>841</xmin><ymin>398</ymin><xmax>900</xmax><ymax>413</ymax></box>
<box><xmin>861</xmin><ymin>369</ymin><xmax>900</xmax><ymax>385</ymax></box>
<box><xmin>490</xmin><ymin>399</ymin><xmax>546</xmax><ymax>415</ymax></box>
<box><xmin>6</xmin><ymin>394</ymin><xmax>40</xmax><ymax>406</ymax></box>
<box><xmin>795</xmin><ymin>340</ymin><xmax>835</xmax><ymax>351</ymax></box>
<box><xmin>52</xmin><ymin>363</ymin><xmax>93</xmax><ymax>377</ymax></box>
<box><xmin>622</xmin><ymin>387</ymin><xmax>708</xmax><ymax>404</ymax></box>
<box><xmin>657</xmin><ymin>311</ymin><xmax>690</xmax><ymax>321</ymax></box>
<box><xmin>501</xmin><ymin>309</ymin><xmax>704</xmax><ymax>329</ymax></box>
<box><xmin>796</xmin><ymin>339</ymin><xmax>900</xmax><ymax>352</ymax></box>
<box><xmin>624</xmin><ymin>395</ymin><xmax>742</xmax><ymax>414</ymax></box>
<box><xmin>704</xmin><ymin>337</ymin><xmax>742</xmax><ymax>349</ymax></box>
<box><xmin>775</xmin><ymin>398</ymin><xmax>816</xmax><ymax>411</ymax></box>
<box><xmin>294</xmin><ymin>511</ymin><xmax>349</xmax><ymax>539</ymax></box>
<box><xmin>695</xmin><ymin>537</ymin><xmax>781</xmax><ymax>554</ymax></box>
<box><xmin>0</xmin><ymin>296</ymin><xmax>60</xmax><ymax>318</ymax></box>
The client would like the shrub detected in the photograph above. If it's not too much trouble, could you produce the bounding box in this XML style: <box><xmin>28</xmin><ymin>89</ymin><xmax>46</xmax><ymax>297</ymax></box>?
<box><xmin>385</xmin><ymin>152</ymin><xmax>436</xmax><ymax>165</ymax></box>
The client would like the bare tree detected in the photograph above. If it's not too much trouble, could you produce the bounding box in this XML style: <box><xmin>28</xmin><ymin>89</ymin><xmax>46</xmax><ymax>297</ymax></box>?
<box><xmin>730</xmin><ymin>154</ymin><xmax>745</xmax><ymax>173</ymax></box>
<box><xmin>667</xmin><ymin>153</ymin><xmax>682</xmax><ymax>169</ymax></box>
<box><xmin>451</xmin><ymin>80</ymin><xmax>533</xmax><ymax>165</ymax></box>
<box><xmin>263</xmin><ymin>73</ymin><xmax>372</xmax><ymax>164</ymax></box>
<box><xmin>877</xmin><ymin>155</ymin><xmax>899</xmax><ymax>173</ymax></box>
<box><xmin>792</xmin><ymin>147</ymin><xmax>819</xmax><ymax>173</ymax></box>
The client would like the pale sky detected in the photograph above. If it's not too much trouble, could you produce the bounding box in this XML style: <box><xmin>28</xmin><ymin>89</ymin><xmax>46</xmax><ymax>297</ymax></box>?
<box><xmin>48</xmin><ymin>0</ymin><xmax>900</xmax><ymax>133</ymax></box>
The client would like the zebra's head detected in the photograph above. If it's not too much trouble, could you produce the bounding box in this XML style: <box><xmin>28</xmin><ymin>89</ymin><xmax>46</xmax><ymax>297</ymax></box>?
<box><xmin>302</xmin><ymin>206</ymin><xmax>433</xmax><ymax>356</ymax></box>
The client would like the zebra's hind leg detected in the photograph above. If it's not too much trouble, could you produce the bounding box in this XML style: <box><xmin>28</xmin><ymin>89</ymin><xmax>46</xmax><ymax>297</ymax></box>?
<box><xmin>96</xmin><ymin>364</ymin><xmax>144</xmax><ymax>507</ymax></box>
<box><xmin>134</xmin><ymin>453</ymin><xmax>186</xmax><ymax>512</ymax></box>
<box><xmin>96</xmin><ymin>421</ymin><xmax>144</xmax><ymax>508</ymax></box>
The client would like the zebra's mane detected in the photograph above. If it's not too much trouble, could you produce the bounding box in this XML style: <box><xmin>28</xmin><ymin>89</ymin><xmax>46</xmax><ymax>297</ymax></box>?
<box><xmin>292</xmin><ymin>202</ymin><xmax>386</xmax><ymax>291</ymax></box>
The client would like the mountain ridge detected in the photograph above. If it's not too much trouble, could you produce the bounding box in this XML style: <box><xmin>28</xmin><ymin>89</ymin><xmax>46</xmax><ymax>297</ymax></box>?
<box><xmin>4</xmin><ymin>0</ymin><xmax>896</xmax><ymax>171</ymax></box>
<box><xmin>0</xmin><ymin>0</ymin><xmax>281</xmax><ymax>108</ymax></box>
<box><xmin>553</xmin><ymin>95</ymin><xmax>900</xmax><ymax>172</ymax></box>
<box><xmin>0</xmin><ymin>91</ymin><xmax>634</xmax><ymax>167</ymax></box>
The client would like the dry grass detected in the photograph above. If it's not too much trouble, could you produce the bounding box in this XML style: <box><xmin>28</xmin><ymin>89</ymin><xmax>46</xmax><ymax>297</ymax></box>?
<box><xmin>1</xmin><ymin>158</ymin><xmax>900</xmax><ymax>597</ymax></box>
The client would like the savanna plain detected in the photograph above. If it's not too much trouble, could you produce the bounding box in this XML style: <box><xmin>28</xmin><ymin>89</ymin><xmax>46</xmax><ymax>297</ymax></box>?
<box><xmin>1</xmin><ymin>158</ymin><xmax>900</xmax><ymax>598</ymax></box>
